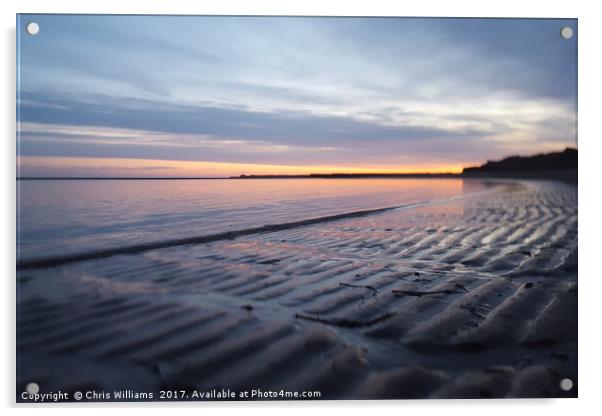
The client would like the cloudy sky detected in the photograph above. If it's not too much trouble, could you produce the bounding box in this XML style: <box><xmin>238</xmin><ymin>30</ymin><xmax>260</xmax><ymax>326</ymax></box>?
<box><xmin>17</xmin><ymin>15</ymin><xmax>577</xmax><ymax>177</ymax></box>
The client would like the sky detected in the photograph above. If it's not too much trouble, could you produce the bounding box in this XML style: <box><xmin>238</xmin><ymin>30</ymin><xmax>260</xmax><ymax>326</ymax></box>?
<box><xmin>17</xmin><ymin>15</ymin><xmax>577</xmax><ymax>177</ymax></box>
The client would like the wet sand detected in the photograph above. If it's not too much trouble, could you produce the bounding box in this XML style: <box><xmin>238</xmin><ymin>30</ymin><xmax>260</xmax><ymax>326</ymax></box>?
<box><xmin>16</xmin><ymin>179</ymin><xmax>577</xmax><ymax>400</ymax></box>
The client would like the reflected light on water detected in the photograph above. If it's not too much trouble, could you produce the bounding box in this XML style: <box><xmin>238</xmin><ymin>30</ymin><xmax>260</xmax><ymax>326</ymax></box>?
<box><xmin>17</xmin><ymin>178</ymin><xmax>492</xmax><ymax>261</ymax></box>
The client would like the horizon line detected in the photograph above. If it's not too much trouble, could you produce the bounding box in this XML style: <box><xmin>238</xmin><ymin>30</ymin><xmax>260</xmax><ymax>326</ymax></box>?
<box><xmin>16</xmin><ymin>172</ymin><xmax>463</xmax><ymax>180</ymax></box>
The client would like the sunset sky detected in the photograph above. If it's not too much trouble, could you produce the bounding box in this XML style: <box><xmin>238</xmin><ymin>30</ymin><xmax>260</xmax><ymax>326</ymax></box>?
<box><xmin>17</xmin><ymin>15</ymin><xmax>577</xmax><ymax>177</ymax></box>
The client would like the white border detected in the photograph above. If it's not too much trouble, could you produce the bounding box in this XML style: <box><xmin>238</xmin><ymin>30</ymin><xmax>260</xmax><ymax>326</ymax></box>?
<box><xmin>2</xmin><ymin>1</ymin><xmax>600</xmax><ymax>415</ymax></box>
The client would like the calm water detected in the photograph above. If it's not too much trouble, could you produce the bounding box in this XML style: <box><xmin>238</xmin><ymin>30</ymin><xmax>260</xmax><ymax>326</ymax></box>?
<box><xmin>17</xmin><ymin>178</ymin><xmax>492</xmax><ymax>261</ymax></box>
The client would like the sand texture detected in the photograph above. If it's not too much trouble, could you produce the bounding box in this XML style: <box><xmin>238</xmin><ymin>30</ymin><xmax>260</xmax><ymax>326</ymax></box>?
<box><xmin>17</xmin><ymin>179</ymin><xmax>577</xmax><ymax>400</ymax></box>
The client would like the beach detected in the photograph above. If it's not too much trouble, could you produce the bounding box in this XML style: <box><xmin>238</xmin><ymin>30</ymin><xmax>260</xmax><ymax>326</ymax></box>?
<box><xmin>16</xmin><ymin>178</ymin><xmax>577</xmax><ymax>400</ymax></box>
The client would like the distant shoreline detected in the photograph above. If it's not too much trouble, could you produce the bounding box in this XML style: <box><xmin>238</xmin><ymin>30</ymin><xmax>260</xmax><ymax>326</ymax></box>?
<box><xmin>16</xmin><ymin>169</ymin><xmax>577</xmax><ymax>182</ymax></box>
<box><xmin>16</xmin><ymin>173</ymin><xmax>459</xmax><ymax>180</ymax></box>
<box><xmin>16</xmin><ymin>148</ymin><xmax>578</xmax><ymax>181</ymax></box>
<box><xmin>16</xmin><ymin>177</ymin><xmax>230</xmax><ymax>180</ymax></box>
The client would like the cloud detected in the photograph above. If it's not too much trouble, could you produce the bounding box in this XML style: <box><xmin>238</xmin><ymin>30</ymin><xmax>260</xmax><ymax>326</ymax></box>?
<box><xmin>16</xmin><ymin>15</ymin><xmax>577</xmax><ymax>173</ymax></box>
<box><xmin>18</xmin><ymin>91</ymin><xmax>489</xmax><ymax>143</ymax></box>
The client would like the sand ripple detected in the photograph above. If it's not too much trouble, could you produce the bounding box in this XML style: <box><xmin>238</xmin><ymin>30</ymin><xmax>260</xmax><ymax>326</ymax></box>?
<box><xmin>17</xmin><ymin>179</ymin><xmax>577</xmax><ymax>399</ymax></box>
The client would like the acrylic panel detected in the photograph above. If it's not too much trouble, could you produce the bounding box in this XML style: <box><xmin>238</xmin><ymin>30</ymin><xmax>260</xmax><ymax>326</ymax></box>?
<box><xmin>16</xmin><ymin>15</ymin><xmax>578</xmax><ymax>402</ymax></box>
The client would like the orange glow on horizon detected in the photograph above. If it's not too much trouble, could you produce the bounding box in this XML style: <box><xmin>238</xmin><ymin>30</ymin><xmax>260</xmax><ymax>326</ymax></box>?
<box><xmin>18</xmin><ymin>156</ymin><xmax>467</xmax><ymax>177</ymax></box>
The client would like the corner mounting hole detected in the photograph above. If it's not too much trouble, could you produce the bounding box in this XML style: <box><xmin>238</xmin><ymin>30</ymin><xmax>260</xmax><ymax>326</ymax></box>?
<box><xmin>559</xmin><ymin>378</ymin><xmax>573</xmax><ymax>391</ymax></box>
<box><xmin>26</xmin><ymin>22</ymin><xmax>39</xmax><ymax>35</ymax></box>
<box><xmin>25</xmin><ymin>382</ymin><xmax>39</xmax><ymax>394</ymax></box>
<box><xmin>560</xmin><ymin>26</ymin><xmax>573</xmax><ymax>40</ymax></box>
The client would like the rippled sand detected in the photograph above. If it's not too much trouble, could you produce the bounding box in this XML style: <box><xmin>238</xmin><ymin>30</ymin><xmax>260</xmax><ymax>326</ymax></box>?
<box><xmin>17</xmin><ymin>179</ymin><xmax>577</xmax><ymax>400</ymax></box>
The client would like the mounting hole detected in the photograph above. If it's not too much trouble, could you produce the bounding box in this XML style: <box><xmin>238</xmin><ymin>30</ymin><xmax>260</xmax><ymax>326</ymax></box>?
<box><xmin>560</xmin><ymin>26</ymin><xmax>573</xmax><ymax>40</ymax></box>
<box><xmin>25</xmin><ymin>382</ymin><xmax>39</xmax><ymax>394</ymax></box>
<box><xmin>559</xmin><ymin>378</ymin><xmax>574</xmax><ymax>391</ymax></box>
<box><xmin>26</xmin><ymin>22</ymin><xmax>40</xmax><ymax>35</ymax></box>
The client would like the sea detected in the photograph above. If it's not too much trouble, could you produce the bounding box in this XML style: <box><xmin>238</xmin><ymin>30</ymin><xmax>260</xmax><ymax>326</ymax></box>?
<box><xmin>17</xmin><ymin>178</ymin><xmax>493</xmax><ymax>263</ymax></box>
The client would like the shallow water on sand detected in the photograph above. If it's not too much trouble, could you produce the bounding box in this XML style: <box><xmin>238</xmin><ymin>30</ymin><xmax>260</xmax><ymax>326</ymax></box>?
<box><xmin>16</xmin><ymin>180</ymin><xmax>577</xmax><ymax>398</ymax></box>
<box><xmin>17</xmin><ymin>178</ymin><xmax>494</xmax><ymax>261</ymax></box>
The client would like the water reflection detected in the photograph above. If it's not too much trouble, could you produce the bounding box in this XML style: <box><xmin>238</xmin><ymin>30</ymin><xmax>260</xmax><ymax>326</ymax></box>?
<box><xmin>17</xmin><ymin>178</ymin><xmax>494</xmax><ymax>260</ymax></box>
